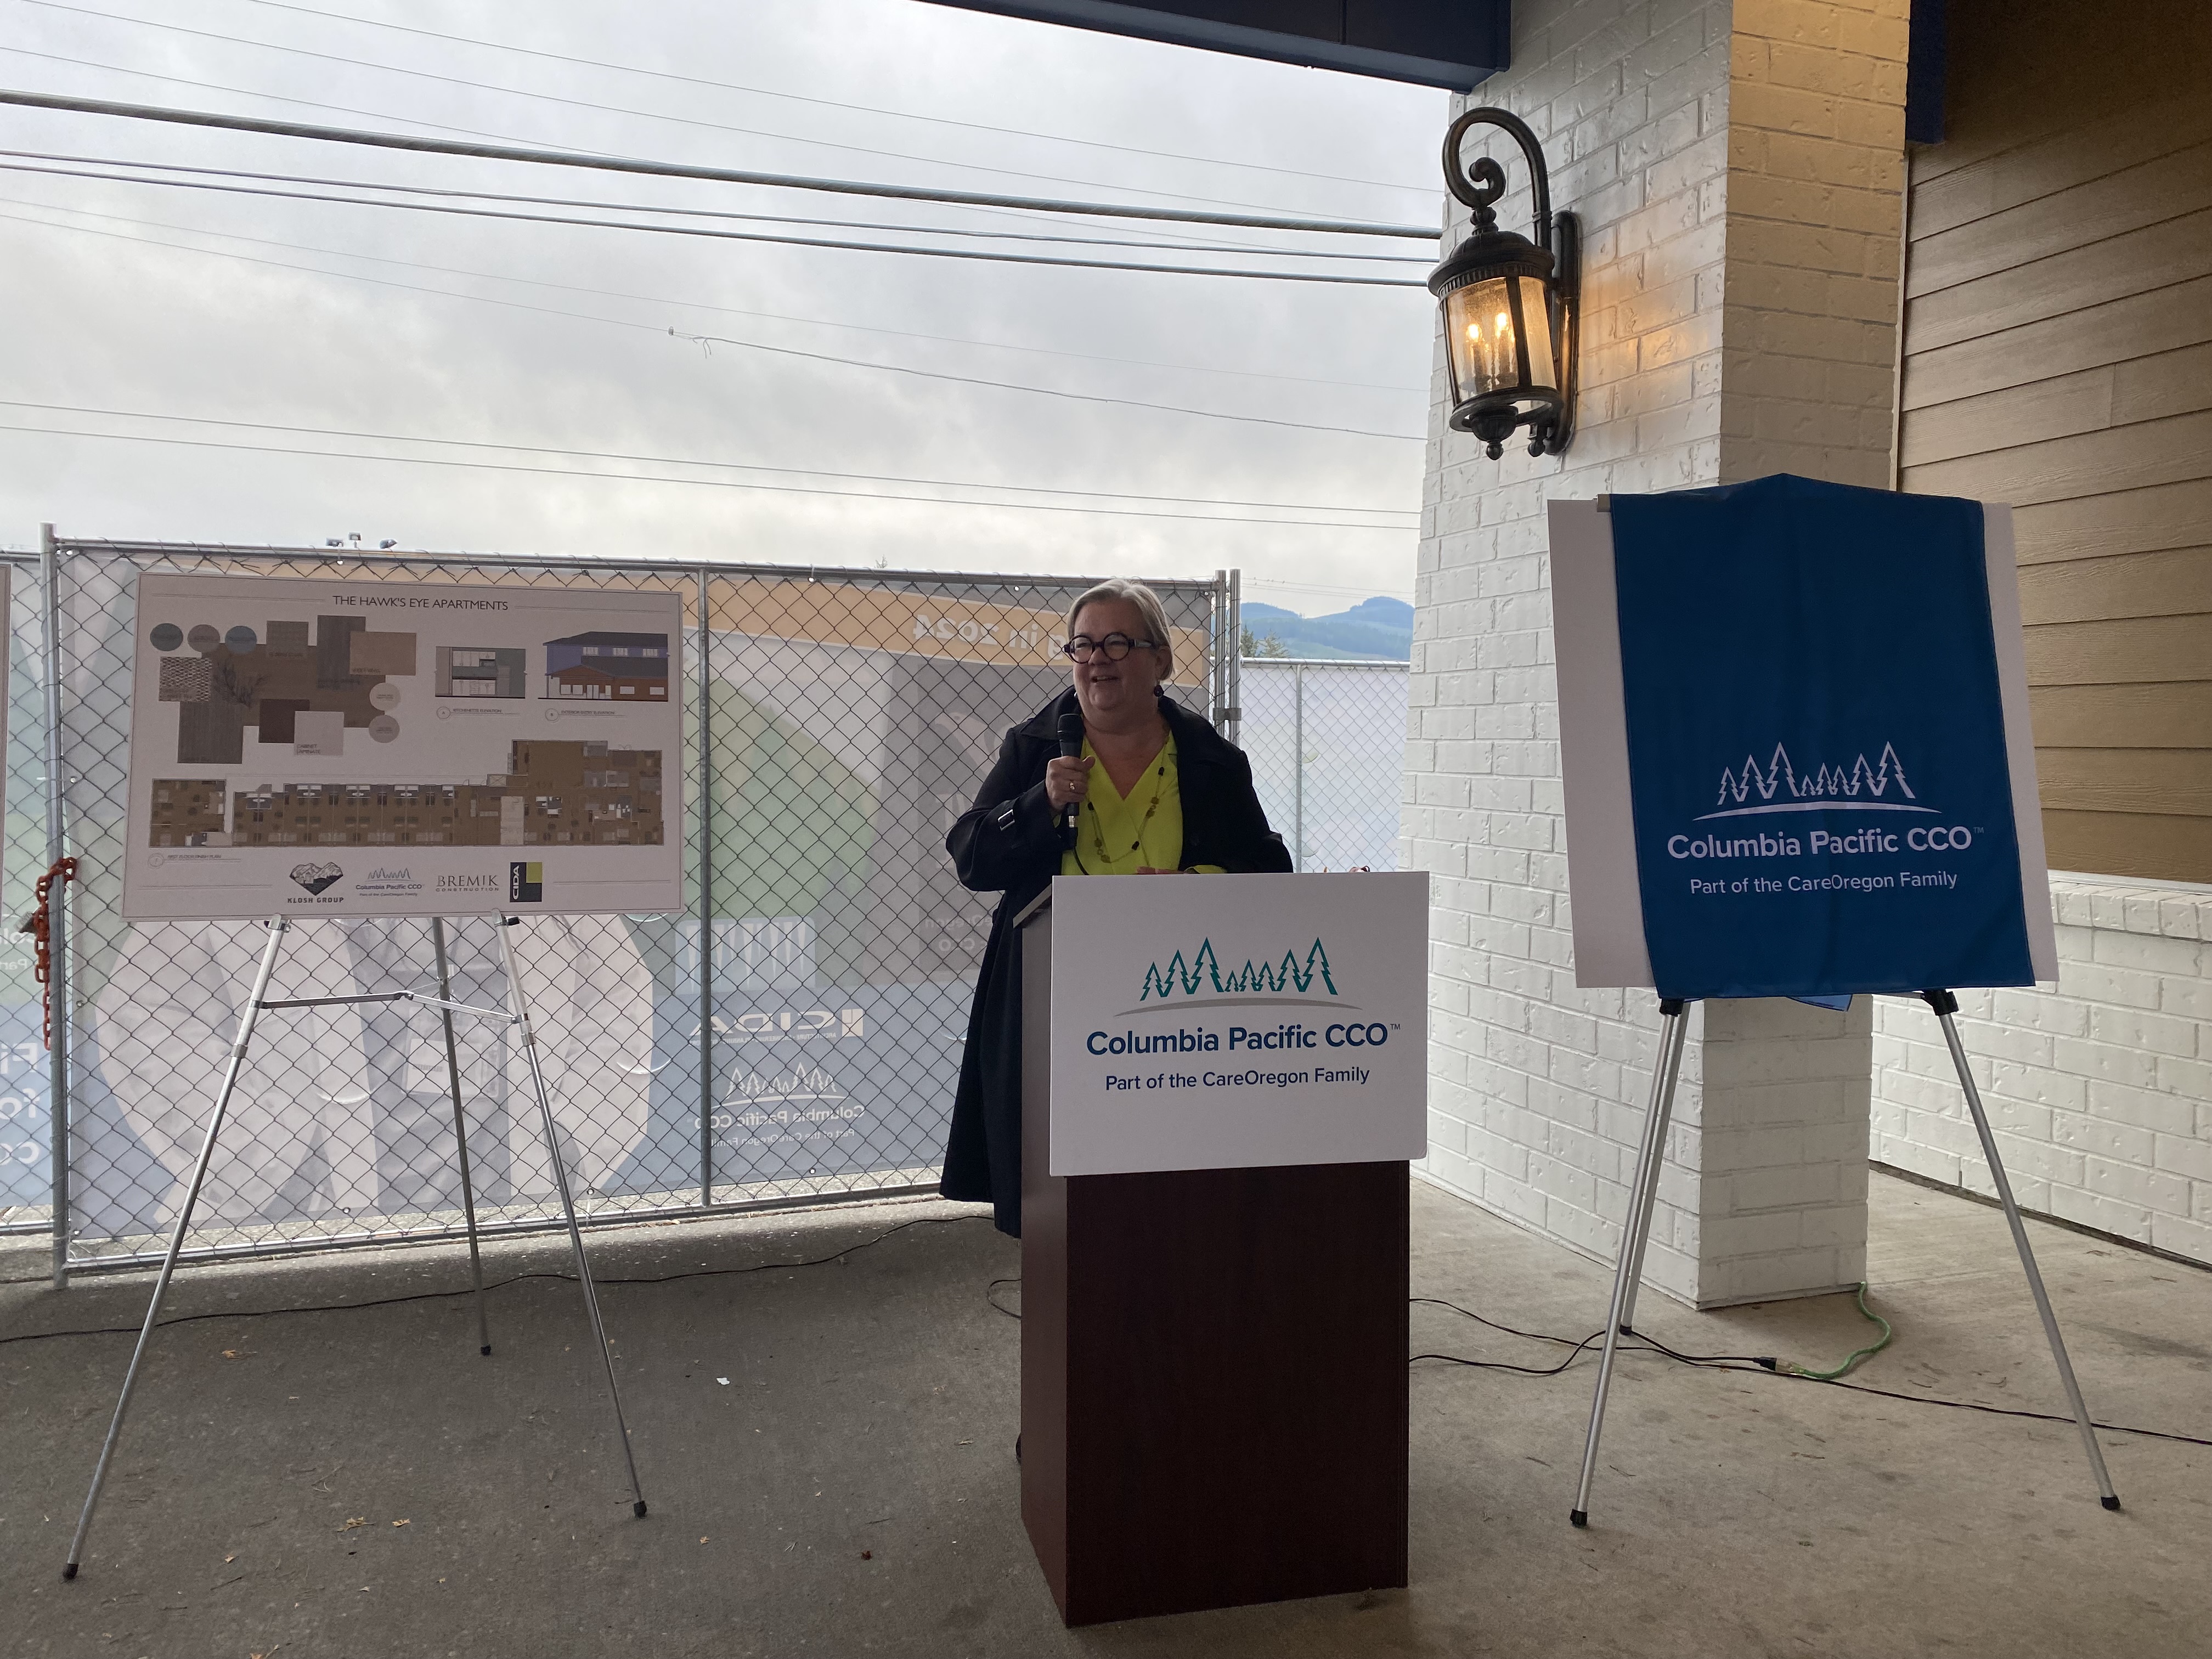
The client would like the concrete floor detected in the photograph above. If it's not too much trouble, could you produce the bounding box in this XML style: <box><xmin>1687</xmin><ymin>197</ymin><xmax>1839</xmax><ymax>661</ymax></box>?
<box><xmin>2</xmin><ymin>1171</ymin><xmax>2205</xmax><ymax>1658</ymax></box>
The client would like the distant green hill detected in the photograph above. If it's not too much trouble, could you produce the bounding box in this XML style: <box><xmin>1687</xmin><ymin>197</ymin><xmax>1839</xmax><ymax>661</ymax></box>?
<box><xmin>1242</xmin><ymin>596</ymin><xmax>1410</xmax><ymax>661</ymax></box>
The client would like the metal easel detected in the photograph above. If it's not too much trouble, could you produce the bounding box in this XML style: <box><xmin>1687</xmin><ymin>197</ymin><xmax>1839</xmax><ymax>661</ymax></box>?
<box><xmin>62</xmin><ymin>912</ymin><xmax>648</xmax><ymax>1580</ymax></box>
<box><xmin>1568</xmin><ymin>989</ymin><xmax>2119</xmax><ymax>1528</ymax></box>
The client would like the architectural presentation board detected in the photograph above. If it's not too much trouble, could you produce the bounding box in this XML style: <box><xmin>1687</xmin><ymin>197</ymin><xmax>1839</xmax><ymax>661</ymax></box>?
<box><xmin>122</xmin><ymin>574</ymin><xmax>683</xmax><ymax>919</ymax></box>
<box><xmin>1043</xmin><ymin>870</ymin><xmax>1427</xmax><ymax>1176</ymax></box>
<box><xmin>1551</xmin><ymin>475</ymin><xmax>2058</xmax><ymax>998</ymax></box>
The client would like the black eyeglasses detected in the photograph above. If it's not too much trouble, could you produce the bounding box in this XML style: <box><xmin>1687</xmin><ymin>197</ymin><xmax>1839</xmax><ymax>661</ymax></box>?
<box><xmin>1062</xmin><ymin>633</ymin><xmax>1159</xmax><ymax>663</ymax></box>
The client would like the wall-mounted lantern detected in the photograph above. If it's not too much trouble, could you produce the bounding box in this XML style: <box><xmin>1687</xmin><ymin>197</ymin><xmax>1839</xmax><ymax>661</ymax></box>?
<box><xmin>1429</xmin><ymin>108</ymin><xmax>1581</xmax><ymax>460</ymax></box>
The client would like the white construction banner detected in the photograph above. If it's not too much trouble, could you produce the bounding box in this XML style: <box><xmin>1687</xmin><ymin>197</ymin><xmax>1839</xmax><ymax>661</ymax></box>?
<box><xmin>1046</xmin><ymin>871</ymin><xmax>1428</xmax><ymax>1176</ymax></box>
<box><xmin>122</xmin><ymin>573</ymin><xmax>683</xmax><ymax>919</ymax></box>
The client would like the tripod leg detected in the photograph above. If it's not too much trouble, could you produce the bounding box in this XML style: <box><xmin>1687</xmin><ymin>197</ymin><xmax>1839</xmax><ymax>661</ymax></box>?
<box><xmin>1617</xmin><ymin>1006</ymin><xmax>1690</xmax><ymax>1336</ymax></box>
<box><xmin>497</xmin><ymin>917</ymin><xmax>649</xmax><ymax>1519</ymax></box>
<box><xmin>64</xmin><ymin>918</ymin><xmax>290</xmax><ymax>1579</ymax></box>
<box><xmin>1572</xmin><ymin>996</ymin><xmax>1688</xmax><ymax>1528</ymax></box>
<box><xmin>1924</xmin><ymin>992</ymin><xmax>2119</xmax><ymax>1510</ymax></box>
<box><xmin>432</xmin><ymin>917</ymin><xmax>492</xmax><ymax>1357</ymax></box>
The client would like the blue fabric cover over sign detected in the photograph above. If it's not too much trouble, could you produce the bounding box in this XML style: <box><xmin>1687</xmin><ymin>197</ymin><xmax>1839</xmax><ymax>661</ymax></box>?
<box><xmin>1609</xmin><ymin>475</ymin><xmax>2035</xmax><ymax>1000</ymax></box>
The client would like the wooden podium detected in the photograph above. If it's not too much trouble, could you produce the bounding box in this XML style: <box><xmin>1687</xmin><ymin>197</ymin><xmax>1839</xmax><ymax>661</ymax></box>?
<box><xmin>1015</xmin><ymin>879</ymin><xmax>1415</xmax><ymax>1626</ymax></box>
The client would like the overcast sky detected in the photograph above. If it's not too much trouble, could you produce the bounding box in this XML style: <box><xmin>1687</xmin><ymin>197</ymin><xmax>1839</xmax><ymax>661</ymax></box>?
<box><xmin>0</xmin><ymin>0</ymin><xmax>1447</xmax><ymax>609</ymax></box>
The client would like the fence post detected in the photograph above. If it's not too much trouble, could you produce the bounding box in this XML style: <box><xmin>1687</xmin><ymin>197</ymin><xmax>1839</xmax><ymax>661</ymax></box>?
<box><xmin>1223</xmin><ymin>568</ymin><xmax>1243</xmax><ymax>748</ymax></box>
<box><xmin>695</xmin><ymin>567</ymin><xmax>713</xmax><ymax>1207</ymax></box>
<box><xmin>1293</xmin><ymin>663</ymin><xmax>1305</xmax><ymax>872</ymax></box>
<box><xmin>40</xmin><ymin>525</ymin><xmax>68</xmax><ymax>1289</ymax></box>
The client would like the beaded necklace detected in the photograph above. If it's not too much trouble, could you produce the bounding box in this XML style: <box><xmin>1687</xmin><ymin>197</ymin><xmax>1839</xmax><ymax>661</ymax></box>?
<box><xmin>1072</xmin><ymin>742</ymin><xmax>1170</xmax><ymax>874</ymax></box>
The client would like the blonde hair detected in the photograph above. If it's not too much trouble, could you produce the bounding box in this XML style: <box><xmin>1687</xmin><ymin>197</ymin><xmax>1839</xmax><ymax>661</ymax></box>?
<box><xmin>1066</xmin><ymin>579</ymin><xmax>1173</xmax><ymax>678</ymax></box>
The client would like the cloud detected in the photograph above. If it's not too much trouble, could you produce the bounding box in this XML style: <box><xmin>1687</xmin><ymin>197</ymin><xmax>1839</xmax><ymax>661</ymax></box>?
<box><xmin>0</xmin><ymin>0</ymin><xmax>1444</xmax><ymax>604</ymax></box>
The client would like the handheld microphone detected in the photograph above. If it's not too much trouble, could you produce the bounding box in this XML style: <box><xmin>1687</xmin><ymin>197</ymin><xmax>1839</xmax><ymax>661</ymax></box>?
<box><xmin>1056</xmin><ymin>711</ymin><xmax>1085</xmax><ymax>849</ymax></box>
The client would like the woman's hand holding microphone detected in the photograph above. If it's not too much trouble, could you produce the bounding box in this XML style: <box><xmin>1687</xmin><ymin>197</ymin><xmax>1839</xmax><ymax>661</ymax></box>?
<box><xmin>1044</xmin><ymin>754</ymin><xmax>1094</xmax><ymax>811</ymax></box>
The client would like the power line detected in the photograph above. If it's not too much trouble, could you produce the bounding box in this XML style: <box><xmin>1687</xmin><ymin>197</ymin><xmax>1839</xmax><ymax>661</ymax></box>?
<box><xmin>221</xmin><ymin>0</ymin><xmax>1436</xmax><ymax>199</ymax></box>
<box><xmin>0</xmin><ymin>87</ymin><xmax>1441</xmax><ymax>239</ymax></box>
<box><xmin>0</xmin><ymin>40</ymin><xmax>1373</xmax><ymax>256</ymax></box>
<box><xmin>20</xmin><ymin>0</ymin><xmax>1431</xmax><ymax>215</ymax></box>
<box><xmin>0</xmin><ymin>146</ymin><xmax>1435</xmax><ymax>263</ymax></box>
<box><xmin>0</xmin><ymin>159</ymin><xmax>1432</xmax><ymax>288</ymax></box>
<box><xmin>0</xmin><ymin>400</ymin><xmax>1419</xmax><ymax>520</ymax></box>
<box><xmin>0</xmin><ymin>420</ymin><xmax>1424</xmax><ymax>530</ymax></box>
<box><xmin>0</xmin><ymin>202</ymin><xmax>1428</xmax><ymax>439</ymax></box>
<box><xmin>0</xmin><ymin>189</ymin><xmax>1428</xmax><ymax>391</ymax></box>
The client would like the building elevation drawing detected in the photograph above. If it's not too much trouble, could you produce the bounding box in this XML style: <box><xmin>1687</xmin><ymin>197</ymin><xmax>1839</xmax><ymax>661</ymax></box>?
<box><xmin>543</xmin><ymin>631</ymin><xmax>670</xmax><ymax>700</ymax></box>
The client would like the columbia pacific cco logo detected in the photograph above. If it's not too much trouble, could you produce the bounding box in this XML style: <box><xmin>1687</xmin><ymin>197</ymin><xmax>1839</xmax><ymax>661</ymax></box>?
<box><xmin>1699</xmin><ymin>743</ymin><xmax>1936</xmax><ymax>820</ymax></box>
<box><xmin>1138</xmin><ymin>939</ymin><xmax>1340</xmax><ymax>1004</ymax></box>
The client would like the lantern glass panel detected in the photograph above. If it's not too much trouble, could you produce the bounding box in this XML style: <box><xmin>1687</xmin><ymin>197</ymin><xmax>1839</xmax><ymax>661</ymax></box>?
<box><xmin>1444</xmin><ymin>276</ymin><xmax>1556</xmax><ymax>404</ymax></box>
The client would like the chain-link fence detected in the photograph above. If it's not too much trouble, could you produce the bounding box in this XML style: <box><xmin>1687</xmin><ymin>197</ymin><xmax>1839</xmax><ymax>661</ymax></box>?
<box><xmin>1240</xmin><ymin>658</ymin><xmax>1409</xmax><ymax>872</ymax></box>
<box><xmin>1</xmin><ymin>540</ymin><xmax>1235</xmax><ymax>1271</ymax></box>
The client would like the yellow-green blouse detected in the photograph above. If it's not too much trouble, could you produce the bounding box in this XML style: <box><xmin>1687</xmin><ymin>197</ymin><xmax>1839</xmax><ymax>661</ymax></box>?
<box><xmin>1060</xmin><ymin>734</ymin><xmax>1224</xmax><ymax>876</ymax></box>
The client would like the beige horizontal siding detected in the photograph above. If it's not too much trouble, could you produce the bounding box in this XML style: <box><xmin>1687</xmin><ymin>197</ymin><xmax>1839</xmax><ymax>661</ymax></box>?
<box><xmin>2029</xmin><ymin>684</ymin><xmax>2212</xmax><ymax>750</ymax></box>
<box><xmin>1899</xmin><ymin>0</ymin><xmax>2212</xmax><ymax>883</ymax></box>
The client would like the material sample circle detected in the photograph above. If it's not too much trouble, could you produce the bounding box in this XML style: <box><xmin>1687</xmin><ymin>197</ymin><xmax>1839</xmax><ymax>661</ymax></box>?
<box><xmin>224</xmin><ymin>625</ymin><xmax>258</xmax><ymax>651</ymax></box>
<box><xmin>186</xmin><ymin>624</ymin><xmax>220</xmax><ymax>652</ymax></box>
<box><xmin>149</xmin><ymin>623</ymin><xmax>183</xmax><ymax>652</ymax></box>
<box><xmin>369</xmin><ymin>681</ymin><xmax>400</xmax><ymax>710</ymax></box>
<box><xmin>369</xmin><ymin>714</ymin><xmax>400</xmax><ymax>743</ymax></box>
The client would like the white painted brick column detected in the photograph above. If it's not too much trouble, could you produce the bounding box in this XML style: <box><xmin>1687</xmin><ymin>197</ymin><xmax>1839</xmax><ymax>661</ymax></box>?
<box><xmin>1408</xmin><ymin>0</ymin><xmax>1911</xmax><ymax>1308</ymax></box>
<box><xmin>1873</xmin><ymin>876</ymin><xmax>2212</xmax><ymax>1266</ymax></box>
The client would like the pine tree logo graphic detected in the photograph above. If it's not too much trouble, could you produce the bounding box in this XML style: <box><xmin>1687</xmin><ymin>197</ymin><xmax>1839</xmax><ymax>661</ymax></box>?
<box><xmin>1696</xmin><ymin>742</ymin><xmax>1936</xmax><ymax>820</ymax></box>
<box><xmin>1138</xmin><ymin>938</ymin><xmax>1339</xmax><ymax>1001</ymax></box>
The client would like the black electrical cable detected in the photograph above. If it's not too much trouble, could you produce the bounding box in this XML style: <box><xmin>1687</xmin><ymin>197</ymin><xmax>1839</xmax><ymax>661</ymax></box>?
<box><xmin>19</xmin><ymin>0</ymin><xmax>1430</xmax><ymax>213</ymax></box>
<box><xmin>0</xmin><ymin>210</ymin><xmax>1429</xmax><ymax>441</ymax></box>
<box><xmin>0</xmin><ymin>1213</ymin><xmax>985</xmax><ymax>1348</ymax></box>
<box><xmin>0</xmin><ymin>84</ymin><xmax>1441</xmax><ymax>238</ymax></box>
<box><xmin>0</xmin><ymin>190</ymin><xmax>1431</xmax><ymax>391</ymax></box>
<box><xmin>216</xmin><ymin>0</ymin><xmax>1442</xmax><ymax>199</ymax></box>
<box><xmin>0</xmin><ymin>400</ymin><xmax>1419</xmax><ymax>520</ymax></box>
<box><xmin>0</xmin><ymin>423</ymin><xmax>1424</xmax><ymax>527</ymax></box>
<box><xmin>0</xmin><ymin>148</ymin><xmax>1436</xmax><ymax>263</ymax></box>
<box><xmin>0</xmin><ymin>42</ymin><xmax>1391</xmax><ymax>259</ymax></box>
<box><xmin>0</xmin><ymin>159</ymin><xmax>1432</xmax><ymax>287</ymax></box>
<box><xmin>1408</xmin><ymin>1298</ymin><xmax>2212</xmax><ymax>1448</ymax></box>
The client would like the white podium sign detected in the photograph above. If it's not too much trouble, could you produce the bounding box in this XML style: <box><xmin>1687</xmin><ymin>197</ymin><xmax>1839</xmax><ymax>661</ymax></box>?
<box><xmin>1045</xmin><ymin>871</ymin><xmax>1429</xmax><ymax>1177</ymax></box>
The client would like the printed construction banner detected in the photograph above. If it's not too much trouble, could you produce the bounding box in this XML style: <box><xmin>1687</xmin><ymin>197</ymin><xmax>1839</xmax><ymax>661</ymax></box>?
<box><xmin>122</xmin><ymin>574</ymin><xmax>684</xmax><ymax>918</ymax></box>
<box><xmin>1553</xmin><ymin>474</ymin><xmax>2058</xmax><ymax>1000</ymax></box>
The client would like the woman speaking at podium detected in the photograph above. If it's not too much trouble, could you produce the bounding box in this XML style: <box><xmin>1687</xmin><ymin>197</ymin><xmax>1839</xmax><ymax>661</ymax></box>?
<box><xmin>940</xmin><ymin>578</ymin><xmax>1291</xmax><ymax>1236</ymax></box>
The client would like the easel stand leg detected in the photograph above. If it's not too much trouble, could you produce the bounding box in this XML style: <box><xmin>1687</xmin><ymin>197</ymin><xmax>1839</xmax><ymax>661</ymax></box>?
<box><xmin>431</xmin><ymin>918</ymin><xmax>492</xmax><ymax>1356</ymax></box>
<box><xmin>1571</xmin><ymin>996</ymin><xmax>1689</xmax><ymax>1528</ymax></box>
<box><xmin>496</xmin><ymin>917</ymin><xmax>649</xmax><ymax>1519</ymax></box>
<box><xmin>1921</xmin><ymin>989</ymin><xmax>2119</xmax><ymax>1510</ymax></box>
<box><xmin>64</xmin><ymin>918</ymin><xmax>291</xmax><ymax>1579</ymax></box>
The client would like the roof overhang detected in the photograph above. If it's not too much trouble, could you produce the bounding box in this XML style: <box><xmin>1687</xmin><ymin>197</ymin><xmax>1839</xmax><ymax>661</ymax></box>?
<box><xmin>916</xmin><ymin>1</ymin><xmax>1510</xmax><ymax>92</ymax></box>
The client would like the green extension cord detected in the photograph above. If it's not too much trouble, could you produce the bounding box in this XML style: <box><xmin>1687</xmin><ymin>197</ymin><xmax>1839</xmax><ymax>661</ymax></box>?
<box><xmin>1781</xmin><ymin>1282</ymin><xmax>1893</xmax><ymax>1379</ymax></box>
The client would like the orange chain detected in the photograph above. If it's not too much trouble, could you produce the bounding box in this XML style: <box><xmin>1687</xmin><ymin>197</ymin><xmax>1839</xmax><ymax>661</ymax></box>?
<box><xmin>22</xmin><ymin>857</ymin><xmax>78</xmax><ymax>1049</ymax></box>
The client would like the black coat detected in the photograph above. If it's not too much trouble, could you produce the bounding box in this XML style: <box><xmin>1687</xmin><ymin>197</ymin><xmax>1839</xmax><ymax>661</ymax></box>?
<box><xmin>939</xmin><ymin>688</ymin><xmax>1292</xmax><ymax>1235</ymax></box>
